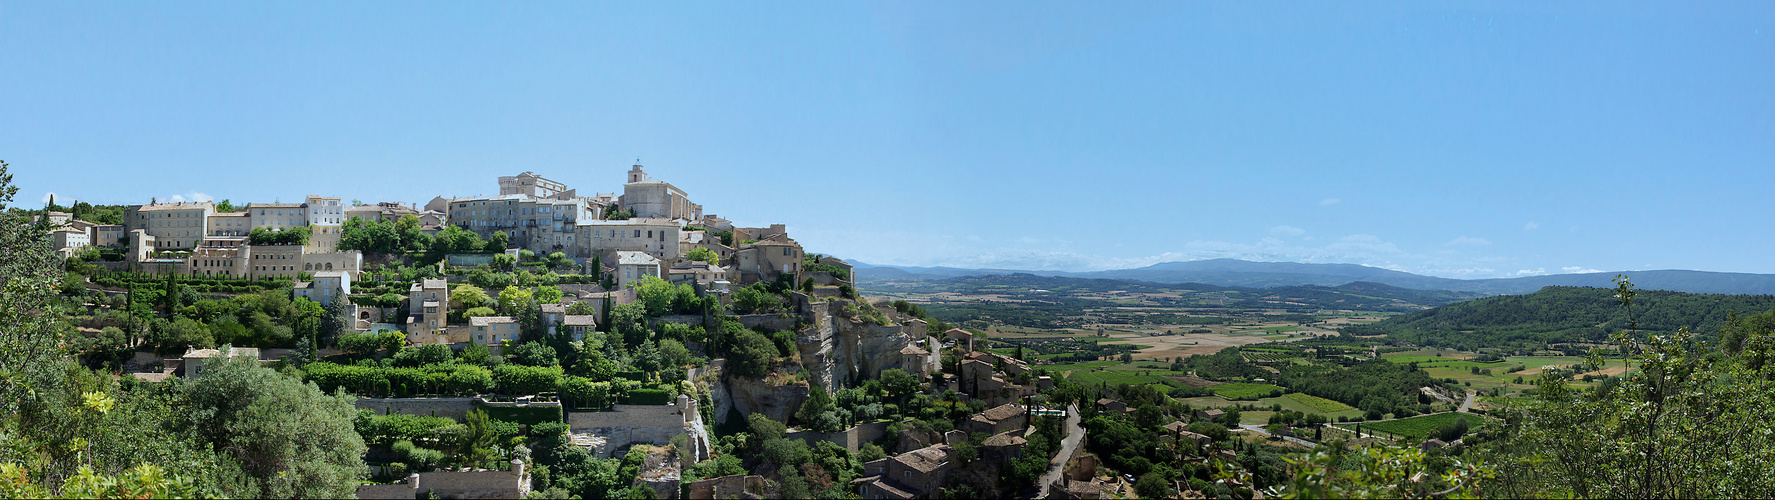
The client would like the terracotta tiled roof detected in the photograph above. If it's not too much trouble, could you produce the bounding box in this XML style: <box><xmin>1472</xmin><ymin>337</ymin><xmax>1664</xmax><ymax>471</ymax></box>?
<box><xmin>563</xmin><ymin>315</ymin><xmax>596</xmax><ymax>326</ymax></box>
<box><xmin>982</xmin><ymin>432</ymin><xmax>1026</xmax><ymax>447</ymax></box>
<box><xmin>892</xmin><ymin>445</ymin><xmax>949</xmax><ymax>474</ymax></box>
<box><xmin>979</xmin><ymin>404</ymin><xmax>1024</xmax><ymax>422</ymax></box>
<box><xmin>470</xmin><ymin>316</ymin><xmax>516</xmax><ymax>326</ymax></box>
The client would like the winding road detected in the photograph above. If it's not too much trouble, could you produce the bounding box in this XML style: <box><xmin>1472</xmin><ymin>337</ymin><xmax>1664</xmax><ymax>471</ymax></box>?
<box><xmin>1034</xmin><ymin>403</ymin><xmax>1085</xmax><ymax>499</ymax></box>
<box><xmin>1458</xmin><ymin>390</ymin><xmax>1476</xmax><ymax>413</ymax></box>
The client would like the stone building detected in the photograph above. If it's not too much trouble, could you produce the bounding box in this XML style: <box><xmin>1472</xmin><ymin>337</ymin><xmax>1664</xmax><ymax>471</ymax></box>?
<box><xmin>445</xmin><ymin>195</ymin><xmax>594</xmax><ymax>252</ymax></box>
<box><xmin>733</xmin><ymin>237</ymin><xmax>802</xmax><ymax>285</ymax></box>
<box><xmin>859</xmin><ymin>444</ymin><xmax>952</xmax><ymax>500</ymax></box>
<box><xmin>206</xmin><ymin>211</ymin><xmax>250</xmax><ymax>237</ymax></box>
<box><xmin>619</xmin><ymin>164</ymin><xmax>701</xmax><ymax>220</ymax></box>
<box><xmin>128</xmin><ymin>201</ymin><xmax>215</xmax><ymax>250</ymax></box>
<box><xmin>615</xmin><ymin>250</ymin><xmax>661</xmax><ymax>290</ymax></box>
<box><xmin>470</xmin><ymin>316</ymin><xmax>520</xmax><ymax>347</ymax></box>
<box><xmin>499</xmin><ymin>171</ymin><xmax>570</xmax><ymax>199</ymax></box>
<box><xmin>407</xmin><ymin>279</ymin><xmax>449</xmax><ymax>336</ymax></box>
<box><xmin>575</xmin><ymin>218</ymin><xmax>681</xmax><ymax>265</ymax></box>
<box><xmin>246</xmin><ymin>202</ymin><xmax>308</xmax><ymax>231</ymax></box>
<box><xmin>562</xmin><ymin>315</ymin><xmax>595</xmax><ymax>342</ymax></box>
<box><xmin>91</xmin><ymin>224</ymin><xmax>126</xmax><ymax>247</ymax></box>
<box><xmin>967</xmin><ymin>404</ymin><xmax>1028</xmax><ymax>435</ymax></box>
<box><xmin>293</xmin><ymin>271</ymin><xmax>351</xmax><ymax>307</ymax></box>
<box><xmin>49</xmin><ymin>227</ymin><xmax>88</xmax><ymax>257</ymax></box>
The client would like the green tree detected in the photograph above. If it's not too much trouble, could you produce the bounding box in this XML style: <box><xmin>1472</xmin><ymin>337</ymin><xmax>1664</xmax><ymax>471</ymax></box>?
<box><xmin>337</xmin><ymin>331</ymin><xmax>383</xmax><ymax>356</ymax></box>
<box><xmin>498</xmin><ymin>285</ymin><xmax>533</xmax><ymax>314</ymax></box>
<box><xmin>534</xmin><ymin>286</ymin><xmax>564</xmax><ymax>305</ymax></box>
<box><xmin>452</xmin><ymin>284</ymin><xmax>489</xmax><ymax>310</ymax></box>
<box><xmin>461</xmin><ymin>409</ymin><xmax>498</xmax><ymax>466</ymax></box>
<box><xmin>729</xmin><ymin>330</ymin><xmax>778</xmax><ymax>378</ymax></box>
<box><xmin>795</xmin><ymin>386</ymin><xmax>833</xmax><ymax>426</ymax></box>
<box><xmin>486</xmin><ymin>231</ymin><xmax>511</xmax><ymax>252</ymax></box>
<box><xmin>635</xmin><ymin>276</ymin><xmax>675</xmax><ymax>317</ymax></box>
<box><xmin>880</xmin><ymin>368</ymin><xmax>919</xmax><ymax>402</ymax></box>
<box><xmin>686</xmin><ymin>247</ymin><xmax>718</xmax><ymax>265</ymax></box>
<box><xmin>176</xmin><ymin>350</ymin><xmax>368</xmax><ymax>498</ymax></box>
<box><xmin>513</xmin><ymin>341</ymin><xmax>558</xmax><ymax>367</ymax></box>
<box><xmin>609</xmin><ymin>303</ymin><xmax>649</xmax><ymax>349</ymax></box>
<box><xmin>749</xmin><ymin>412</ymin><xmax>787</xmax><ymax>441</ymax></box>
<box><xmin>658</xmin><ymin>339</ymin><xmax>691</xmax><ymax>369</ymax></box>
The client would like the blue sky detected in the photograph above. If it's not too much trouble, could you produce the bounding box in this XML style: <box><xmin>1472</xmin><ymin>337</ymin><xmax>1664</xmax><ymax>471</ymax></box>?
<box><xmin>4</xmin><ymin>2</ymin><xmax>1772</xmax><ymax>278</ymax></box>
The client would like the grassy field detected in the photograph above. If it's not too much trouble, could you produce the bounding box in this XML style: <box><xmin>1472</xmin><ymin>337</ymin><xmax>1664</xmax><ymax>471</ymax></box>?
<box><xmin>1210</xmin><ymin>383</ymin><xmax>1284</xmax><ymax>400</ymax></box>
<box><xmin>1068</xmin><ymin>370</ymin><xmax>1181</xmax><ymax>388</ymax></box>
<box><xmin>1379</xmin><ymin>350</ymin><xmax>1638</xmax><ymax>394</ymax></box>
<box><xmin>1344</xmin><ymin>412</ymin><xmax>1488</xmax><ymax>439</ymax></box>
<box><xmin>1177</xmin><ymin>396</ymin><xmax>1239</xmax><ymax>409</ymax></box>
<box><xmin>1281</xmin><ymin>392</ymin><xmax>1356</xmax><ymax>412</ymax></box>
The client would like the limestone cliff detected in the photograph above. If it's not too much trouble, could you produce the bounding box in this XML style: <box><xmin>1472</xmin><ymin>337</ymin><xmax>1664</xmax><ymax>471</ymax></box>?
<box><xmin>715</xmin><ymin>295</ymin><xmax>923</xmax><ymax>424</ymax></box>
<box><xmin>794</xmin><ymin>297</ymin><xmax>920</xmax><ymax>394</ymax></box>
<box><xmin>715</xmin><ymin>373</ymin><xmax>809</xmax><ymax>426</ymax></box>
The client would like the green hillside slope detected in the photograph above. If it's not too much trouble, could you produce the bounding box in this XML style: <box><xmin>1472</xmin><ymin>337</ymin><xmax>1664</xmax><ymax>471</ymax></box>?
<box><xmin>1344</xmin><ymin>286</ymin><xmax>1775</xmax><ymax>351</ymax></box>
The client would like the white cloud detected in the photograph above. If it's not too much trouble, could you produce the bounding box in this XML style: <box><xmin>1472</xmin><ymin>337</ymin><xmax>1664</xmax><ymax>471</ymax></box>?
<box><xmin>1320</xmin><ymin>198</ymin><xmax>1341</xmax><ymax>206</ymax></box>
<box><xmin>1561</xmin><ymin>266</ymin><xmax>1603</xmax><ymax>274</ymax></box>
<box><xmin>166</xmin><ymin>192</ymin><xmax>215</xmax><ymax>203</ymax></box>
<box><xmin>1445</xmin><ymin>236</ymin><xmax>1491</xmax><ymax>246</ymax></box>
<box><xmin>1513</xmin><ymin>268</ymin><xmax>1548</xmax><ymax>276</ymax></box>
<box><xmin>1269</xmin><ymin>225</ymin><xmax>1305</xmax><ymax>236</ymax></box>
<box><xmin>1523</xmin><ymin>221</ymin><xmax>1539</xmax><ymax>231</ymax></box>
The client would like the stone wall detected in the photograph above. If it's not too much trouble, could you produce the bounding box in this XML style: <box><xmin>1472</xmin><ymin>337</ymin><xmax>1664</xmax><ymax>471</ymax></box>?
<box><xmin>356</xmin><ymin>397</ymin><xmax>479</xmax><ymax>420</ymax></box>
<box><xmin>650</xmin><ymin>314</ymin><xmax>705</xmax><ymax>328</ymax></box>
<box><xmin>416</xmin><ymin>464</ymin><xmax>529</xmax><ymax>499</ymax></box>
<box><xmin>685</xmin><ymin>474</ymin><xmax>765</xmax><ymax>500</ymax></box>
<box><xmin>734</xmin><ymin>313</ymin><xmax>796</xmax><ymax>332</ymax></box>
<box><xmin>784</xmin><ymin>421</ymin><xmax>890</xmax><ymax>452</ymax></box>
<box><xmin>567</xmin><ymin>399</ymin><xmax>708</xmax><ymax>460</ymax></box>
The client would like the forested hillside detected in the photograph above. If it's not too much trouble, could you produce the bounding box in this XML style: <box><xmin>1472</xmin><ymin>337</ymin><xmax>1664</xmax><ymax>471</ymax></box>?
<box><xmin>1346</xmin><ymin>286</ymin><xmax>1775</xmax><ymax>351</ymax></box>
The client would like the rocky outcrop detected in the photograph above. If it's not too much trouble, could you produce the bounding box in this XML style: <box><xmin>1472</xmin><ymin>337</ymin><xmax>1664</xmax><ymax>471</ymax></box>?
<box><xmin>715</xmin><ymin>295</ymin><xmax>921</xmax><ymax>423</ymax></box>
<box><xmin>793</xmin><ymin>297</ymin><xmax>921</xmax><ymax>393</ymax></box>
<box><xmin>717</xmin><ymin>374</ymin><xmax>809</xmax><ymax>425</ymax></box>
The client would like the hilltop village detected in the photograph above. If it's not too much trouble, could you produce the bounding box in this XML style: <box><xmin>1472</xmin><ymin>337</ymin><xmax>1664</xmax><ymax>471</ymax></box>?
<box><xmin>41</xmin><ymin>164</ymin><xmax>1253</xmax><ymax>499</ymax></box>
<box><xmin>25</xmin><ymin>159</ymin><xmax>1775</xmax><ymax>499</ymax></box>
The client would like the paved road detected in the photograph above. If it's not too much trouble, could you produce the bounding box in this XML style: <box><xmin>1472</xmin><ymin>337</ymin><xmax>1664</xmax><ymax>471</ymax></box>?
<box><xmin>1239</xmin><ymin>424</ymin><xmax>1319</xmax><ymax>448</ymax></box>
<box><xmin>1458</xmin><ymin>390</ymin><xmax>1476</xmax><ymax>413</ymax></box>
<box><xmin>1034</xmin><ymin>403</ymin><xmax>1085</xmax><ymax>499</ymax></box>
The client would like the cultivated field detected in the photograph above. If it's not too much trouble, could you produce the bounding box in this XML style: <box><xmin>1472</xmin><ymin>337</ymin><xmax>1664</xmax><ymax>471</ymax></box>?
<box><xmin>1340</xmin><ymin>412</ymin><xmax>1489</xmax><ymax>439</ymax></box>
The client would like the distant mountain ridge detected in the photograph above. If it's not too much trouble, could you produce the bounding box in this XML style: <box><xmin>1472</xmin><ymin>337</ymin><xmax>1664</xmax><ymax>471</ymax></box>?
<box><xmin>851</xmin><ymin>258</ymin><xmax>1775</xmax><ymax>295</ymax></box>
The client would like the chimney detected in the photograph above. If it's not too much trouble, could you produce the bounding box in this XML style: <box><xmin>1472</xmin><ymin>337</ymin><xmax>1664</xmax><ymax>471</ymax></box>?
<box><xmin>407</xmin><ymin>473</ymin><xmax>420</xmax><ymax>491</ymax></box>
<box><xmin>511</xmin><ymin>458</ymin><xmax>526</xmax><ymax>479</ymax></box>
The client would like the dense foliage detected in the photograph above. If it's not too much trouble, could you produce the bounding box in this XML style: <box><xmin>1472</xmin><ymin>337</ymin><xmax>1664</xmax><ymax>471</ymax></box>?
<box><xmin>1347</xmin><ymin>286</ymin><xmax>1775</xmax><ymax>351</ymax></box>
